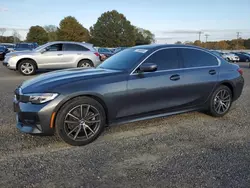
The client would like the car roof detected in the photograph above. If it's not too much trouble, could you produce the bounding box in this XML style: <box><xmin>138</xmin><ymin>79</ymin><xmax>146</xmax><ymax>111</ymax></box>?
<box><xmin>132</xmin><ymin>44</ymin><xmax>208</xmax><ymax>51</ymax></box>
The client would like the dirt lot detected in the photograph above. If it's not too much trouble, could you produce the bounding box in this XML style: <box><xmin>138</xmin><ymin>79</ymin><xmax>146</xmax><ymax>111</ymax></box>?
<box><xmin>0</xmin><ymin>63</ymin><xmax>250</xmax><ymax>188</ymax></box>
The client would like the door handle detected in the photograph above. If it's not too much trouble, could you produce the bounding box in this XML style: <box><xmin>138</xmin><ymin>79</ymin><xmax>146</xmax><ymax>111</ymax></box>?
<box><xmin>77</xmin><ymin>53</ymin><xmax>81</xmax><ymax>55</ymax></box>
<box><xmin>209</xmin><ymin>70</ymin><xmax>216</xmax><ymax>75</ymax></box>
<box><xmin>170</xmin><ymin>74</ymin><xmax>180</xmax><ymax>81</ymax></box>
<box><xmin>57</xmin><ymin>54</ymin><xmax>63</xmax><ymax>56</ymax></box>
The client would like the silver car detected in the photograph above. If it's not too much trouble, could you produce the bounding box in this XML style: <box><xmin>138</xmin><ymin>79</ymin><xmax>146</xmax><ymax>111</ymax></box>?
<box><xmin>3</xmin><ymin>41</ymin><xmax>101</xmax><ymax>75</ymax></box>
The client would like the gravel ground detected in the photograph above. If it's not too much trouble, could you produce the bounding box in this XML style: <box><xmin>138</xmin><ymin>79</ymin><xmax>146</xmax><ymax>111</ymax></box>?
<box><xmin>0</xmin><ymin>63</ymin><xmax>250</xmax><ymax>188</ymax></box>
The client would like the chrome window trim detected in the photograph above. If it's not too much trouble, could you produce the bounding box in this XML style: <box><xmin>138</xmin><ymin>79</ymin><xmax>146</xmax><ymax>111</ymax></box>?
<box><xmin>130</xmin><ymin>46</ymin><xmax>221</xmax><ymax>75</ymax></box>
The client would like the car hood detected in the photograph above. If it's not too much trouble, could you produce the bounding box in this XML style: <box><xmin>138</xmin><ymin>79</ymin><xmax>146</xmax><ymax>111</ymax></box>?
<box><xmin>20</xmin><ymin>68</ymin><xmax>122</xmax><ymax>93</ymax></box>
<box><xmin>6</xmin><ymin>50</ymin><xmax>36</xmax><ymax>56</ymax></box>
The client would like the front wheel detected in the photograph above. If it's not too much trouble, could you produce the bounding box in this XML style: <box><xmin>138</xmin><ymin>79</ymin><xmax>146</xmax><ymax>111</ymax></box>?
<box><xmin>208</xmin><ymin>85</ymin><xmax>232</xmax><ymax>117</ymax></box>
<box><xmin>55</xmin><ymin>96</ymin><xmax>106</xmax><ymax>146</ymax></box>
<box><xmin>18</xmin><ymin>60</ymin><xmax>36</xmax><ymax>75</ymax></box>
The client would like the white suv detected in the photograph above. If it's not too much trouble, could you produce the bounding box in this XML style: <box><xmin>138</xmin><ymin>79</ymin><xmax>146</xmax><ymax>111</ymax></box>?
<box><xmin>221</xmin><ymin>52</ymin><xmax>240</xmax><ymax>63</ymax></box>
<box><xmin>3</xmin><ymin>41</ymin><xmax>101</xmax><ymax>75</ymax></box>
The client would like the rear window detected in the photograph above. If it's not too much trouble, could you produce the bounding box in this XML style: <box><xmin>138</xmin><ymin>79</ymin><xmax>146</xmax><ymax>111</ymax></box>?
<box><xmin>16</xmin><ymin>44</ymin><xmax>33</xmax><ymax>49</ymax></box>
<box><xmin>63</xmin><ymin>44</ymin><xmax>89</xmax><ymax>51</ymax></box>
<box><xmin>180</xmin><ymin>48</ymin><xmax>218</xmax><ymax>68</ymax></box>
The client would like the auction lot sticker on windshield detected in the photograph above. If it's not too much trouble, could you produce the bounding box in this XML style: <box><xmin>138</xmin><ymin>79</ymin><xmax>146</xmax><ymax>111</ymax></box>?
<box><xmin>134</xmin><ymin>49</ymin><xmax>148</xmax><ymax>53</ymax></box>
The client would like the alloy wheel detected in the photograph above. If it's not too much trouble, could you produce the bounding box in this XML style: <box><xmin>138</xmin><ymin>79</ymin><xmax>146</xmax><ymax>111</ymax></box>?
<box><xmin>214</xmin><ymin>89</ymin><xmax>231</xmax><ymax>114</ymax></box>
<box><xmin>20</xmin><ymin>62</ymin><xmax>34</xmax><ymax>75</ymax></box>
<box><xmin>64</xmin><ymin>104</ymin><xmax>101</xmax><ymax>141</ymax></box>
<box><xmin>80</xmin><ymin>62</ymin><xmax>91</xmax><ymax>68</ymax></box>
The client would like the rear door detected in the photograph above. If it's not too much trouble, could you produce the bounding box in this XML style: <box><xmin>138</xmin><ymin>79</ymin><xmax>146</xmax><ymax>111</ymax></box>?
<box><xmin>37</xmin><ymin>43</ymin><xmax>63</xmax><ymax>69</ymax></box>
<box><xmin>178</xmin><ymin>48</ymin><xmax>220</xmax><ymax>106</ymax></box>
<box><xmin>61</xmin><ymin>43</ymin><xmax>90</xmax><ymax>68</ymax></box>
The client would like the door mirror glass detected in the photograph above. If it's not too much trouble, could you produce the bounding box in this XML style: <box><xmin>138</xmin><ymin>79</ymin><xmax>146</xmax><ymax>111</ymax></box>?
<box><xmin>40</xmin><ymin>48</ymin><xmax>46</xmax><ymax>53</ymax></box>
<box><xmin>139</xmin><ymin>63</ymin><xmax>157</xmax><ymax>72</ymax></box>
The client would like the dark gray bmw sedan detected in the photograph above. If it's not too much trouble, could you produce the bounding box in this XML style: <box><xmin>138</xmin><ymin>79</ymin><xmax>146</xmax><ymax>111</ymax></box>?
<box><xmin>13</xmin><ymin>44</ymin><xmax>244</xmax><ymax>146</ymax></box>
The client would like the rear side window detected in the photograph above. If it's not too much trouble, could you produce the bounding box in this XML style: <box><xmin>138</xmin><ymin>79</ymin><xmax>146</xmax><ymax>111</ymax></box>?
<box><xmin>143</xmin><ymin>48</ymin><xmax>179</xmax><ymax>71</ymax></box>
<box><xmin>63</xmin><ymin>44</ymin><xmax>89</xmax><ymax>51</ymax></box>
<box><xmin>180</xmin><ymin>48</ymin><xmax>218</xmax><ymax>68</ymax></box>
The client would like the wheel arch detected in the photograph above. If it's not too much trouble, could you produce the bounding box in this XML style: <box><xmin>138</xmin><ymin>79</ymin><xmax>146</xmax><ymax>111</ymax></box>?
<box><xmin>16</xmin><ymin>58</ymin><xmax>38</xmax><ymax>70</ymax></box>
<box><xmin>219</xmin><ymin>81</ymin><xmax>235</xmax><ymax>99</ymax></box>
<box><xmin>77</xmin><ymin>59</ymin><xmax>94</xmax><ymax>67</ymax></box>
<box><xmin>52</xmin><ymin>93</ymin><xmax>109</xmax><ymax>128</ymax></box>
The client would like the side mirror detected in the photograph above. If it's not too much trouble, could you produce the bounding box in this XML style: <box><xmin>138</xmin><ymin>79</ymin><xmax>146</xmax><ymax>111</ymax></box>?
<box><xmin>139</xmin><ymin>63</ymin><xmax>157</xmax><ymax>72</ymax></box>
<box><xmin>40</xmin><ymin>48</ymin><xmax>47</xmax><ymax>54</ymax></box>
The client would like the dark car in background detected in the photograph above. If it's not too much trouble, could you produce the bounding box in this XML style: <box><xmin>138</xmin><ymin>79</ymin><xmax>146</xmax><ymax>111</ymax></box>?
<box><xmin>232</xmin><ymin>52</ymin><xmax>250</xmax><ymax>62</ymax></box>
<box><xmin>97</xmin><ymin>48</ymin><xmax>114</xmax><ymax>58</ymax></box>
<box><xmin>14</xmin><ymin>42</ymin><xmax>38</xmax><ymax>51</ymax></box>
<box><xmin>13</xmin><ymin>45</ymin><xmax>244</xmax><ymax>146</ymax></box>
<box><xmin>0</xmin><ymin>43</ymin><xmax>15</xmax><ymax>52</ymax></box>
<box><xmin>0</xmin><ymin>45</ymin><xmax>9</xmax><ymax>60</ymax></box>
<box><xmin>114</xmin><ymin>47</ymin><xmax>127</xmax><ymax>54</ymax></box>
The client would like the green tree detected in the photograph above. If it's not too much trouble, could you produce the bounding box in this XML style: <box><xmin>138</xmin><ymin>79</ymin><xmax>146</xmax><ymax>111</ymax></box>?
<box><xmin>90</xmin><ymin>10</ymin><xmax>136</xmax><ymax>47</ymax></box>
<box><xmin>244</xmin><ymin>39</ymin><xmax>250</xmax><ymax>49</ymax></box>
<box><xmin>44</xmin><ymin>25</ymin><xmax>58</xmax><ymax>41</ymax></box>
<box><xmin>57</xmin><ymin>16</ymin><xmax>90</xmax><ymax>42</ymax></box>
<box><xmin>175</xmin><ymin>41</ymin><xmax>182</xmax><ymax>44</ymax></box>
<box><xmin>134</xmin><ymin>27</ymin><xmax>155</xmax><ymax>45</ymax></box>
<box><xmin>193</xmin><ymin>40</ymin><xmax>202</xmax><ymax>47</ymax></box>
<box><xmin>26</xmin><ymin>25</ymin><xmax>48</xmax><ymax>45</ymax></box>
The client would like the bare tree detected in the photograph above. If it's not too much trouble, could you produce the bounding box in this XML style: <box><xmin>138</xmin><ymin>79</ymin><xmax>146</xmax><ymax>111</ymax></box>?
<box><xmin>12</xmin><ymin>29</ymin><xmax>21</xmax><ymax>43</ymax></box>
<box><xmin>0</xmin><ymin>28</ymin><xmax>6</xmax><ymax>36</ymax></box>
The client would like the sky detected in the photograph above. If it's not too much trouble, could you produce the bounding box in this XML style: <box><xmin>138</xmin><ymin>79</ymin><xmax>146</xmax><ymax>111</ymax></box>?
<box><xmin>0</xmin><ymin>0</ymin><xmax>250</xmax><ymax>43</ymax></box>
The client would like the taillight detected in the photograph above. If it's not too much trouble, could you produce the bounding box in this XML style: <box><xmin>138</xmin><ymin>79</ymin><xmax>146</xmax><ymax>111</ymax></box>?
<box><xmin>94</xmin><ymin>52</ymin><xmax>99</xmax><ymax>57</ymax></box>
<box><xmin>238</xmin><ymin>68</ymin><xmax>243</xmax><ymax>75</ymax></box>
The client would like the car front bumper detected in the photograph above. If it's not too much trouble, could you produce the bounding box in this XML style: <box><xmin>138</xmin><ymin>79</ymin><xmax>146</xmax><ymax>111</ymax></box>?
<box><xmin>3</xmin><ymin>56</ymin><xmax>17</xmax><ymax>70</ymax></box>
<box><xmin>13</xmin><ymin>92</ymin><xmax>64</xmax><ymax>135</ymax></box>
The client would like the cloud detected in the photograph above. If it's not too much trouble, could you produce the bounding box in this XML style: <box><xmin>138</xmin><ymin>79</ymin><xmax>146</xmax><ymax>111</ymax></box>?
<box><xmin>0</xmin><ymin>7</ymin><xmax>8</xmax><ymax>12</ymax></box>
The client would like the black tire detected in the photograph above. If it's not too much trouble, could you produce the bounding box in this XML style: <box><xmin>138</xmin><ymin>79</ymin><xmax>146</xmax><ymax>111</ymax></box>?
<box><xmin>208</xmin><ymin>85</ymin><xmax>232</xmax><ymax>117</ymax></box>
<box><xmin>55</xmin><ymin>96</ymin><xmax>106</xmax><ymax>146</ymax></box>
<box><xmin>77</xmin><ymin>60</ymin><xmax>94</xmax><ymax>68</ymax></box>
<box><xmin>18</xmin><ymin>59</ymin><xmax>36</xmax><ymax>75</ymax></box>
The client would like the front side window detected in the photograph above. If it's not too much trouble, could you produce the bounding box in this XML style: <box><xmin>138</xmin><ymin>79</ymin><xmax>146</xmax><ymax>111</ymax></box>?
<box><xmin>180</xmin><ymin>48</ymin><xmax>218</xmax><ymax>68</ymax></box>
<box><xmin>63</xmin><ymin>44</ymin><xmax>89</xmax><ymax>51</ymax></box>
<box><xmin>142</xmin><ymin>48</ymin><xmax>179</xmax><ymax>71</ymax></box>
<box><xmin>46</xmin><ymin>44</ymin><xmax>62</xmax><ymax>51</ymax></box>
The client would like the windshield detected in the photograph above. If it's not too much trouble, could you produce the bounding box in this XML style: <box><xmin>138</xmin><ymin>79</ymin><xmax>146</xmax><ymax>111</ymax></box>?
<box><xmin>98</xmin><ymin>48</ymin><xmax>147</xmax><ymax>71</ymax></box>
<box><xmin>34</xmin><ymin>43</ymin><xmax>48</xmax><ymax>51</ymax></box>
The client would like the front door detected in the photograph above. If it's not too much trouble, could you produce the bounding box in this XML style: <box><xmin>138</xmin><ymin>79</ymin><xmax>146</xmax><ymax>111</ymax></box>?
<box><xmin>118</xmin><ymin>48</ymin><xmax>186</xmax><ymax>118</ymax></box>
<box><xmin>37</xmin><ymin>43</ymin><xmax>63</xmax><ymax>69</ymax></box>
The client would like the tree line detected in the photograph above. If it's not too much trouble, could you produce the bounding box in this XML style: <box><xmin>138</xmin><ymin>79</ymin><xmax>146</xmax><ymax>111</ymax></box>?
<box><xmin>177</xmin><ymin>39</ymin><xmax>250</xmax><ymax>50</ymax></box>
<box><xmin>24</xmin><ymin>10</ymin><xmax>155</xmax><ymax>47</ymax></box>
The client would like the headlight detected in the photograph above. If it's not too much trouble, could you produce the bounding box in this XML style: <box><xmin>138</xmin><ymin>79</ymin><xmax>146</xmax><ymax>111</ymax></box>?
<box><xmin>26</xmin><ymin>93</ymin><xmax>58</xmax><ymax>104</ymax></box>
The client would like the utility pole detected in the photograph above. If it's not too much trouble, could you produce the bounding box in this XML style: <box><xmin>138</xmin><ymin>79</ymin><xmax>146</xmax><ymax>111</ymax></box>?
<box><xmin>236</xmin><ymin>32</ymin><xmax>241</xmax><ymax>50</ymax></box>
<box><xmin>205</xmin><ymin>34</ymin><xmax>209</xmax><ymax>48</ymax></box>
<box><xmin>205</xmin><ymin>34</ymin><xmax>209</xmax><ymax>42</ymax></box>
<box><xmin>198</xmin><ymin>31</ymin><xmax>203</xmax><ymax>41</ymax></box>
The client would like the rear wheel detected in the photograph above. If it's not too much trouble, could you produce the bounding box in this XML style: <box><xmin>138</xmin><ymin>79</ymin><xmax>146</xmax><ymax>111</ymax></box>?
<box><xmin>77</xmin><ymin>60</ymin><xmax>93</xmax><ymax>68</ymax></box>
<box><xmin>55</xmin><ymin>96</ymin><xmax>106</xmax><ymax>146</ymax></box>
<box><xmin>208</xmin><ymin>85</ymin><xmax>232</xmax><ymax>117</ymax></box>
<box><xmin>246</xmin><ymin>58</ymin><xmax>249</xmax><ymax>62</ymax></box>
<box><xmin>18</xmin><ymin>60</ymin><xmax>36</xmax><ymax>75</ymax></box>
